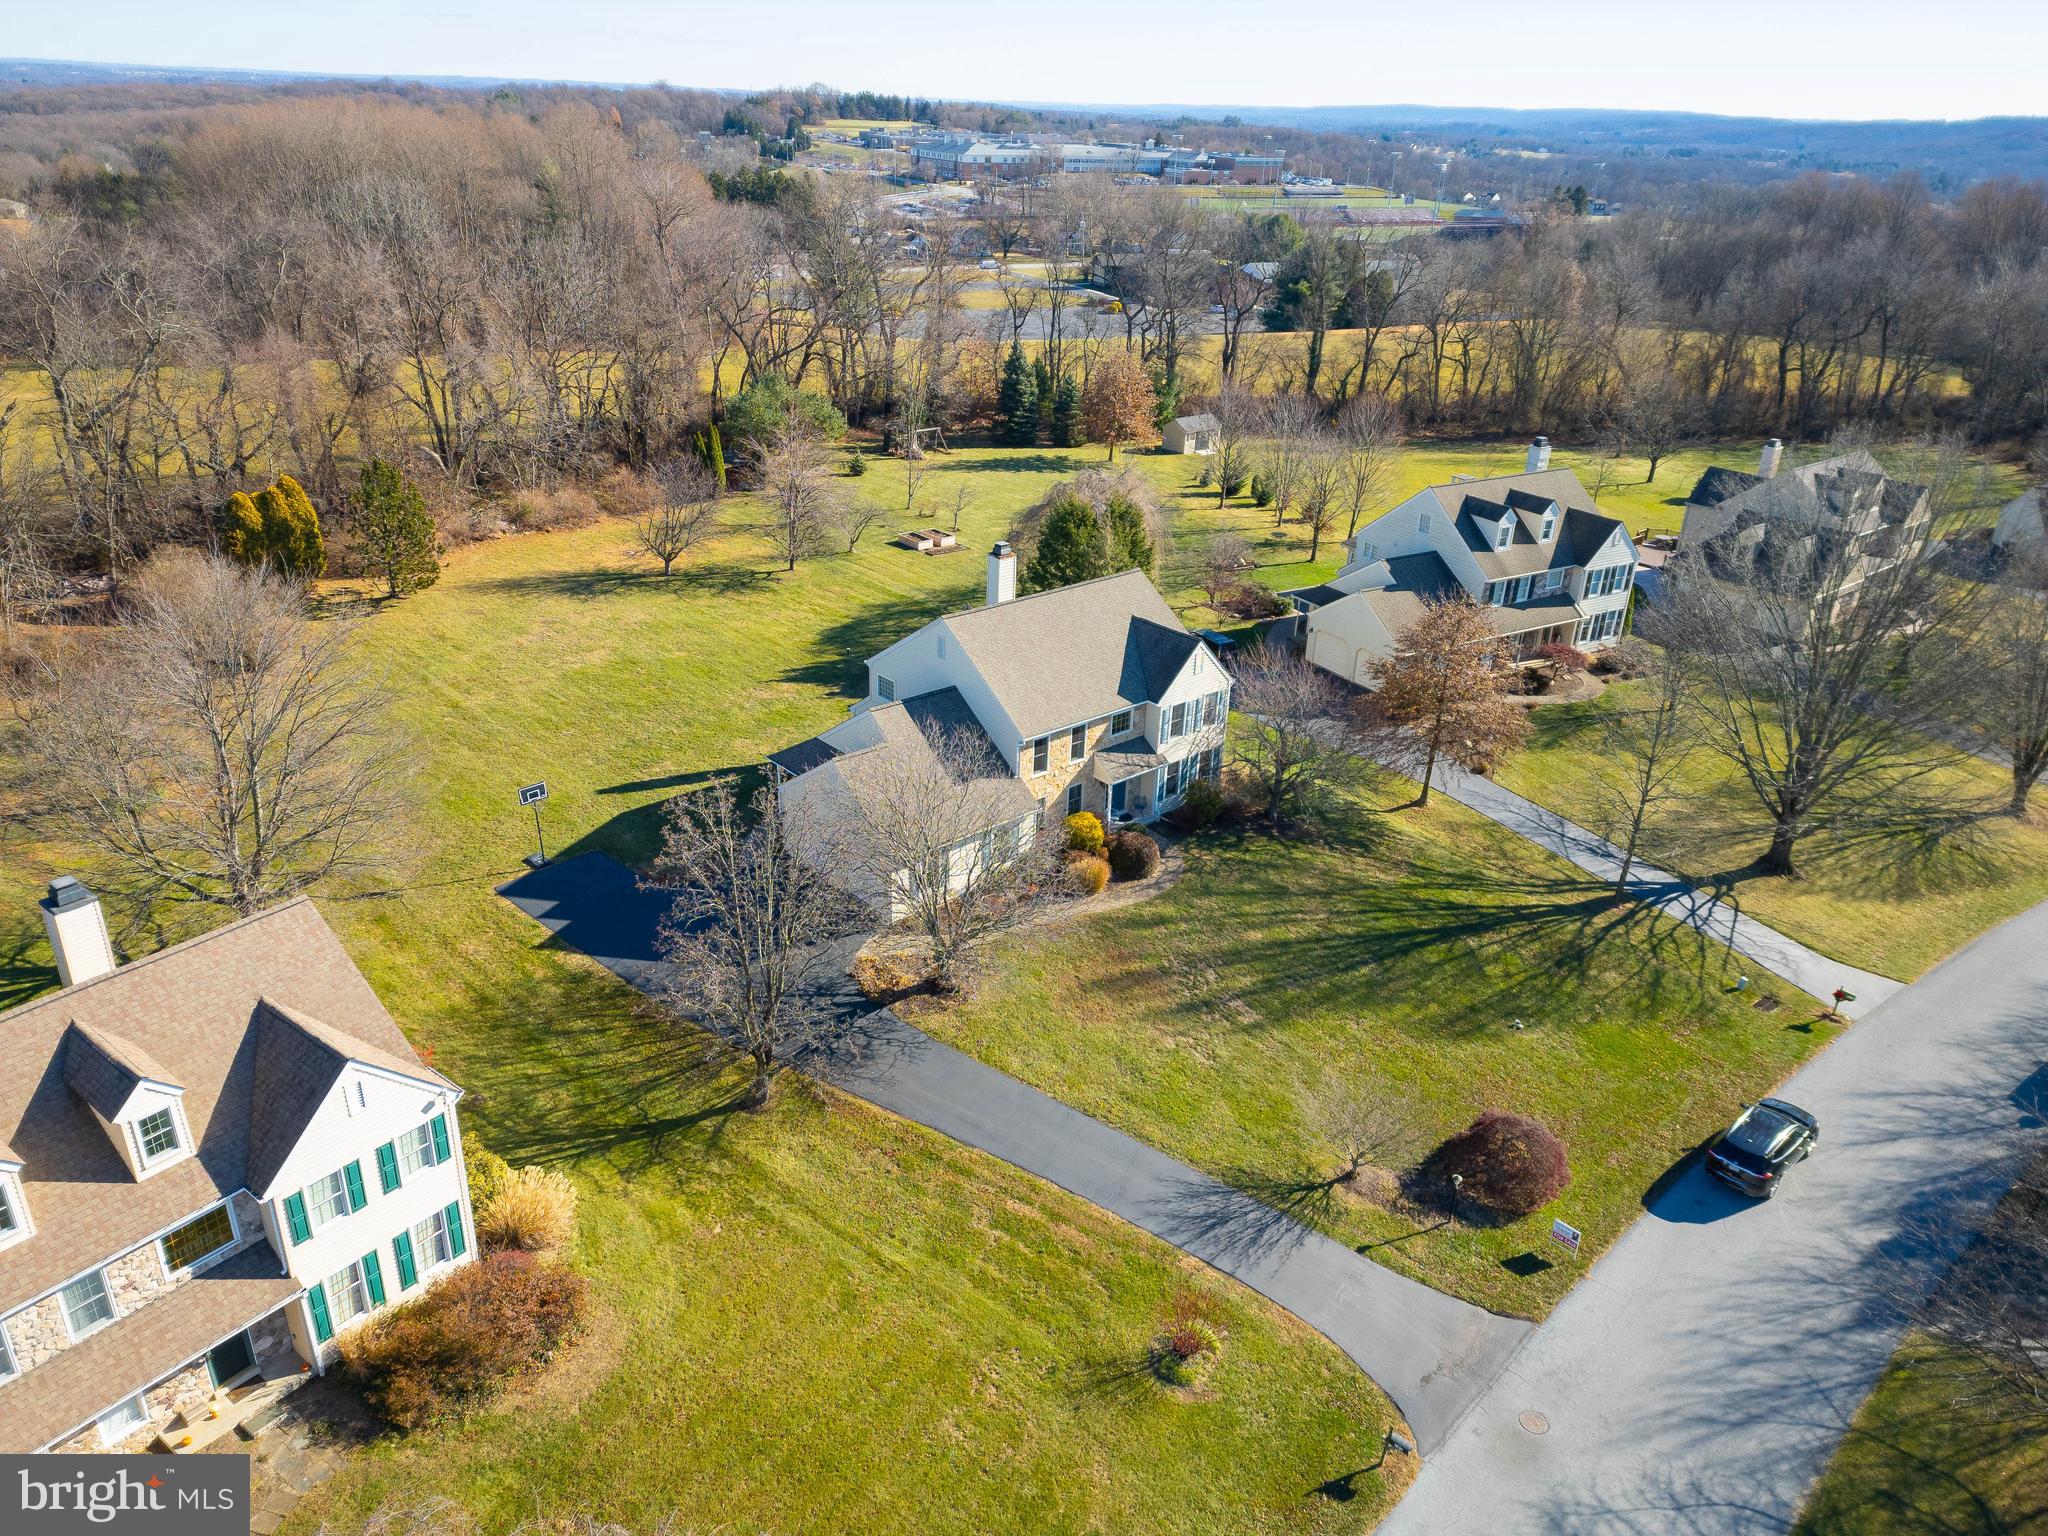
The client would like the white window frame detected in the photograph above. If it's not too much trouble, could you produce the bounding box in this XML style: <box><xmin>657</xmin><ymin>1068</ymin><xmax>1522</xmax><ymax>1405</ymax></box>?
<box><xmin>1540</xmin><ymin>512</ymin><xmax>1556</xmax><ymax>540</ymax></box>
<box><xmin>1514</xmin><ymin>575</ymin><xmax>1533</xmax><ymax>603</ymax></box>
<box><xmin>1069</xmin><ymin>723</ymin><xmax>1087</xmax><ymax>762</ymax></box>
<box><xmin>0</xmin><ymin>1174</ymin><xmax>25</xmax><ymax>1250</ymax></box>
<box><xmin>60</xmin><ymin>1268</ymin><xmax>117</xmax><ymax>1340</ymax></box>
<box><xmin>1030</xmin><ymin>736</ymin><xmax>1049</xmax><ymax>773</ymax></box>
<box><xmin>413</xmin><ymin>1209</ymin><xmax>454</xmax><ymax>1271</ymax></box>
<box><xmin>876</xmin><ymin>674</ymin><xmax>895</xmax><ymax>702</ymax></box>
<box><xmin>304</xmin><ymin>1168</ymin><xmax>350</xmax><ymax>1231</ymax></box>
<box><xmin>1497</xmin><ymin>521</ymin><xmax>1512</xmax><ymax>550</ymax></box>
<box><xmin>160</xmin><ymin>1201</ymin><xmax>239</xmax><ymax>1276</ymax></box>
<box><xmin>0</xmin><ymin>1317</ymin><xmax>17</xmax><ymax>1382</ymax></box>
<box><xmin>136</xmin><ymin>1106</ymin><xmax>180</xmax><ymax>1162</ymax></box>
<box><xmin>327</xmin><ymin>1261</ymin><xmax>370</xmax><ymax>1328</ymax></box>
<box><xmin>96</xmin><ymin>1393</ymin><xmax>148</xmax><ymax>1447</ymax></box>
<box><xmin>1110</xmin><ymin>710</ymin><xmax>1132</xmax><ymax>737</ymax></box>
<box><xmin>398</xmin><ymin>1122</ymin><xmax>441</xmax><ymax>1177</ymax></box>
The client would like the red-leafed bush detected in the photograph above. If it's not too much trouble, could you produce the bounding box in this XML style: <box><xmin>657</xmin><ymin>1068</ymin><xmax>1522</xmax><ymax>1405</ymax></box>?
<box><xmin>342</xmin><ymin>1251</ymin><xmax>586</xmax><ymax>1429</ymax></box>
<box><xmin>1533</xmin><ymin>642</ymin><xmax>1591</xmax><ymax>673</ymax></box>
<box><xmin>1429</xmin><ymin>1110</ymin><xmax>1571</xmax><ymax>1215</ymax></box>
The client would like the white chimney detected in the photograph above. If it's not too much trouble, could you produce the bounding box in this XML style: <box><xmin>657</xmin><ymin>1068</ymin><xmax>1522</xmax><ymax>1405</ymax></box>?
<box><xmin>41</xmin><ymin>876</ymin><xmax>117</xmax><ymax>988</ymax></box>
<box><xmin>986</xmin><ymin>541</ymin><xmax>1017</xmax><ymax>606</ymax></box>
<box><xmin>1759</xmin><ymin>439</ymin><xmax>1784</xmax><ymax>479</ymax></box>
<box><xmin>1526</xmin><ymin>436</ymin><xmax>1552</xmax><ymax>473</ymax></box>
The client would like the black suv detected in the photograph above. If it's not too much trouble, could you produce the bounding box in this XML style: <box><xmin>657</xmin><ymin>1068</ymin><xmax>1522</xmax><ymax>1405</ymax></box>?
<box><xmin>1706</xmin><ymin>1098</ymin><xmax>1819</xmax><ymax>1198</ymax></box>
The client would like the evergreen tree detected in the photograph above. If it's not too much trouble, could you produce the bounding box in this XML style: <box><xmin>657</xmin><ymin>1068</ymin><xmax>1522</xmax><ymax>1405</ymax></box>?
<box><xmin>694</xmin><ymin>424</ymin><xmax>728</xmax><ymax>493</ymax></box>
<box><xmin>1031</xmin><ymin>356</ymin><xmax>1055</xmax><ymax>440</ymax></box>
<box><xmin>356</xmin><ymin>458</ymin><xmax>441</xmax><ymax>599</ymax></box>
<box><xmin>268</xmin><ymin>475</ymin><xmax>326</xmax><ymax>578</ymax></box>
<box><xmin>1105</xmin><ymin>493</ymin><xmax>1155</xmax><ymax>576</ymax></box>
<box><xmin>1023</xmin><ymin>494</ymin><xmax>1110</xmax><ymax>593</ymax></box>
<box><xmin>1050</xmin><ymin>374</ymin><xmax>1084</xmax><ymax>448</ymax></box>
<box><xmin>1150</xmin><ymin>369</ymin><xmax>1181</xmax><ymax>433</ymax></box>
<box><xmin>218</xmin><ymin>491</ymin><xmax>264</xmax><ymax>564</ymax></box>
<box><xmin>997</xmin><ymin>346</ymin><xmax>1039</xmax><ymax>447</ymax></box>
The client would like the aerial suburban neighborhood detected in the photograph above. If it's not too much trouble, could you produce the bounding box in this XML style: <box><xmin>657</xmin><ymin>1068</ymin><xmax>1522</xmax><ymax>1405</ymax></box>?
<box><xmin>0</xmin><ymin>10</ymin><xmax>2045</xmax><ymax>1536</ymax></box>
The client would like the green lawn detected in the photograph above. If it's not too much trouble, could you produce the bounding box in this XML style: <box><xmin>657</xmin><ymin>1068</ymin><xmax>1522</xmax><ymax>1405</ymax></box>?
<box><xmin>0</xmin><ymin>470</ymin><xmax>1419</xmax><ymax>1534</ymax></box>
<box><xmin>903</xmin><ymin>770</ymin><xmax>1832</xmax><ymax>1319</ymax></box>
<box><xmin>1494</xmin><ymin>684</ymin><xmax>2048</xmax><ymax>981</ymax></box>
<box><xmin>1796</xmin><ymin>1338</ymin><xmax>2048</xmax><ymax>1535</ymax></box>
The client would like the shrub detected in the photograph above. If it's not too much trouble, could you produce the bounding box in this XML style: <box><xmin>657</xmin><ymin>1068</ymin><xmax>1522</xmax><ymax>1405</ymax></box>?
<box><xmin>478</xmin><ymin>1165</ymin><xmax>579</xmax><ymax>1255</ymax></box>
<box><xmin>1165</xmin><ymin>777</ymin><xmax>1227</xmax><ymax>831</ymax></box>
<box><xmin>845</xmin><ymin>448</ymin><xmax>868</xmax><ymax>477</ymax></box>
<box><xmin>1064</xmin><ymin>810</ymin><xmax>1106</xmax><ymax>855</ymax></box>
<box><xmin>342</xmin><ymin>1251</ymin><xmax>586</xmax><ymax>1430</ymax></box>
<box><xmin>1249</xmin><ymin>472</ymin><xmax>1274</xmax><ymax>508</ymax></box>
<box><xmin>852</xmin><ymin>950</ymin><xmax>924</xmax><ymax>1000</ymax></box>
<box><xmin>1064</xmin><ymin>850</ymin><xmax>1111</xmax><ymax>895</ymax></box>
<box><xmin>1151</xmin><ymin>1294</ymin><xmax>1223</xmax><ymax>1387</ymax></box>
<box><xmin>1218</xmin><ymin>583</ymin><xmax>1287</xmax><ymax>621</ymax></box>
<box><xmin>1533</xmin><ymin>642</ymin><xmax>1591</xmax><ymax>673</ymax></box>
<box><xmin>1430</xmin><ymin>1110</ymin><xmax>1571</xmax><ymax>1215</ymax></box>
<box><xmin>1105</xmin><ymin>829</ymin><xmax>1162</xmax><ymax>881</ymax></box>
<box><xmin>462</xmin><ymin>1132</ymin><xmax>510</xmax><ymax>1215</ymax></box>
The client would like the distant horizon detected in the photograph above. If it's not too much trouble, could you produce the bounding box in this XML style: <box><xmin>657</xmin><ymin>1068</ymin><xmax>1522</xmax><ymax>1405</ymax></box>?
<box><xmin>7</xmin><ymin>0</ymin><xmax>2047</xmax><ymax>123</ymax></box>
<box><xmin>7</xmin><ymin>56</ymin><xmax>2044</xmax><ymax>133</ymax></box>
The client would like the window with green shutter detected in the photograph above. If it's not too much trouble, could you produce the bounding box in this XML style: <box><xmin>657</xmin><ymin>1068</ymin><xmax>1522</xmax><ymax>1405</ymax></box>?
<box><xmin>375</xmin><ymin>1141</ymin><xmax>400</xmax><ymax>1193</ymax></box>
<box><xmin>361</xmin><ymin>1249</ymin><xmax>385</xmax><ymax>1307</ymax></box>
<box><xmin>392</xmin><ymin>1230</ymin><xmax>418</xmax><ymax>1290</ymax></box>
<box><xmin>307</xmin><ymin>1281</ymin><xmax>333</xmax><ymax>1343</ymax></box>
<box><xmin>342</xmin><ymin>1160</ymin><xmax>367</xmax><ymax>1212</ymax></box>
<box><xmin>444</xmin><ymin>1200</ymin><xmax>467</xmax><ymax>1259</ymax></box>
<box><xmin>429</xmin><ymin>1114</ymin><xmax>450</xmax><ymax>1164</ymax></box>
<box><xmin>283</xmin><ymin>1192</ymin><xmax>311</xmax><ymax>1246</ymax></box>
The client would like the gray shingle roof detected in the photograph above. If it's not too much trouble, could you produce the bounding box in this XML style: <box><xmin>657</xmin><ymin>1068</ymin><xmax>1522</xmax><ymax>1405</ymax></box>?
<box><xmin>939</xmin><ymin>570</ymin><xmax>1200</xmax><ymax>738</ymax></box>
<box><xmin>0</xmin><ymin>1240</ymin><xmax>297</xmax><ymax>1453</ymax></box>
<box><xmin>0</xmin><ymin>899</ymin><xmax>450</xmax><ymax>1313</ymax></box>
<box><xmin>1420</xmin><ymin>469</ymin><xmax>1626</xmax><ymax>583</ymax></box>
<box><xmin>767</xmin><ymin>735</ymin><xmax>841</xmax><ymax>778</ymax></box>
<box><xmin>63</xmin><ymin>1022</ymin><xmax>180</xmax><ymax>1120</ymax></box>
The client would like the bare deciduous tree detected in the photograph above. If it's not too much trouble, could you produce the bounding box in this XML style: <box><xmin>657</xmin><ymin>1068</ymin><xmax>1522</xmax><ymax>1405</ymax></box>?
<box><xmin>1365</xmin><ymin>597</ymin><xmax>1530</xmax><ymax>808</ymax></box>
<box><xmin>1228</xmin><ymin>644</ymin><xmax>1372</xmax><ymax>830</ymax></box>
<box><xmin>1585</xmin><ymin>641</ymin><xmax>1700</xmax><ymax>889</ymax></box>
<box><xmin>24</xmin><ymin>553</ymin><xmax>403</xmax><ymax>925</ymax></box>
<box><xmin>1335</xmin><ymin>391</ymin><xmax>1403</xmax><ymax>540</ymax></box>
<box><xmin>633</xmin><ymin>461</ymin><xmax>718</xmax><ymax>577</ymax></box>
<box><xmin>754</xmin><ymin>420</ymin><xmax>845</xmax><ymax>572</ymax></box>
<box><xmin>1971</xmin><ymin>551</ymin><xmax>2048</xmax><ymax>815</ymax></box>
<box><xmin>1198</xmin><ymin>532</ymin><xmax>1255</xmax><ymax>615</ymax></box>
<box><xmin>646</xmin><ymin>779</ymin><xmax>865</xmax><ymax>1107</ymax></box>
<box><xmin>817</xmin><ymin>724</ymin><xmax>1063</xmax><ymax>991</ymax></box>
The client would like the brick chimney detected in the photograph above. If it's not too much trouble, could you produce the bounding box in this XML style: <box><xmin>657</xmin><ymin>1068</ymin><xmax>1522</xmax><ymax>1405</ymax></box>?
<box><xmin>41</xmin><ymin>876</ymin><xmax>117</xmax><ymax>988</ymax></box>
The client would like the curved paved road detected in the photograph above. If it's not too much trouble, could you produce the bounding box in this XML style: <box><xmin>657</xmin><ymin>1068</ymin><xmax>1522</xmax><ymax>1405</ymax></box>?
<box><xmin>1410</xmin><ymin>758</ymin><xmax>1903</xmax><ymax>1017</ymax></box>
<box><xmin>500</xmin><ymin>853</ymin><xmax>1529</xmax><ymax>1450</ymax></box>
<box><xmin>1381</xmin><ymin>894</ymin><xmax>2048</xmax><ymax>1534</ymax></box>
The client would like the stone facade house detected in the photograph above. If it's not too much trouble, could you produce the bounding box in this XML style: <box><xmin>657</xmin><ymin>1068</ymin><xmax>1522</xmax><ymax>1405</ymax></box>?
<box><xmin>0</xmin><ymin>883</ymin><xmax>474</xmax><ymax>1454</ymax></box>
<box><xmin>769</xmin><ymin>550</ymin><xmax>1230</xmax><ymax>903</ymax></box>
<box><xmin>1287</xmin><ymin>450</ymin><xmax>1638</xmax><ymax>688</ymax></box>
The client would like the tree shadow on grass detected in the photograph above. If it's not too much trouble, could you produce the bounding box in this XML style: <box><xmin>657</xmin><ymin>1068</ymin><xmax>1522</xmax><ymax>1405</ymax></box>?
<box><xmin>469</xmin><ymin>561</ymin><xmax>777</xmax><ymax>603</ymax></box>
<box><xmin>0</xmin><ymin>927</ymin><xmax>56</xmax><ymax>1011</ymax></box>
<box><xmin>782</xmin><ymin>586</ymin><xmax>967</xmax><ymax>695</ymax></box>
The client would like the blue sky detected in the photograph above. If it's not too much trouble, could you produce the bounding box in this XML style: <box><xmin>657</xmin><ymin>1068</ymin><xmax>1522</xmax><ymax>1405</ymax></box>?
<box><xmin>13</xmin><ymin>0</ymin><xmax>2048</xmax><ymax>121</ymax></box>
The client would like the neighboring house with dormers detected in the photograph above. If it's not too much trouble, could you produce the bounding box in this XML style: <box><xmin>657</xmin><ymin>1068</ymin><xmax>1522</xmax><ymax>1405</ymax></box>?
<box><xmin>1287</xmin><ymin>449</ymin><xmax>1638</xmax><ymax>688</ymax></box>
<box><xmin>771</xmin><ymin>547</ymin><xmax>1230</xmax><ymax>860</ymax></box>
<box><xmin>0</xmin><ymin>880</ymin><xmax>473</xmax><ymax>1455</ymax></box>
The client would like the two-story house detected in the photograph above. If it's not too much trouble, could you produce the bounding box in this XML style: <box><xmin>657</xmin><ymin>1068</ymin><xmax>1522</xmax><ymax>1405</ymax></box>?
<box><xmin>768</xmin><ymin>550</ymin><xmax>1231</xmax><ymax>890</ymax></box>
<box><xmin>1286</xmin><ymin>454</ymin><xmax>1638</xmax><ymax>688</ymax></box>
<box><xmin>0</xmin><ymin>879</ymin><xmax>474</xmax><ymax>1455</ymax></box>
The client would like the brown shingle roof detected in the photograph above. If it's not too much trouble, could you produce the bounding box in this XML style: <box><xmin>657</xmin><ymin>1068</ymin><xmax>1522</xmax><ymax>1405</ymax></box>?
<box><xmin>0</xmin><ymin>899</ymin><xmax>444</xmax><ymax>1313</ymax></box>
<box><xmin>63</xmin><ymin>1022</ymin><xmax>182</xmax><ymax>1120</ymax></box>
<box><xmin>0</xmin><ymin>1240</ymin><xmax>298</xmax><ymax>1452</ymax></box>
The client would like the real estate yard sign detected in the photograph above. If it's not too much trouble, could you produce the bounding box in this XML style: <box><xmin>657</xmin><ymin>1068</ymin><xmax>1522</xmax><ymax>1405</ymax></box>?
<box><xmin>1549</xmin><ymin>1217</ymin><xmax>1582</xmax><ymax>1255</ymax></box>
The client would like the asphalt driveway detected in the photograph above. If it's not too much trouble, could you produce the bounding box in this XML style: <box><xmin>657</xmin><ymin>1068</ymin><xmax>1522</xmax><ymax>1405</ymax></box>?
<box><xmin>501</xmin><ymin>853</ymin><xmax>1529</xmax><ymax>1451</ymax></box>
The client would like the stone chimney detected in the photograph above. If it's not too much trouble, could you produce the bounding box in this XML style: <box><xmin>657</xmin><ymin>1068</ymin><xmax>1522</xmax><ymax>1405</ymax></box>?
<box><xmin>1759</xmin><ymin>438</ymin><xmax>1784</xmax><ymax>479</ymax></box>
<box><xmin>41</xmin><ymin>876</ymin><xmax>117</xmax><ymax>988</ymax></box>
<box><xmin>1526</xmin><ymin>436</ymin><xmax>1552</xmax><ymax>473</ymax></box>
<box><xmin>986</xmin><ymin>541</ymin><xmax>1017</xmax><ymax>606</ymax></box>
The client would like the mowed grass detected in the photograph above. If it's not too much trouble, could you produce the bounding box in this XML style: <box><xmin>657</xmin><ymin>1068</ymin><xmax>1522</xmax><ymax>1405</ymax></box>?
<box><xmin>903</xmin><ymin>769</ymin><xmax>1833</xmax><ymax>1319</ymax></box>
<box><xmin>0</xmin><ymin>468</ymin><xmax>1411</xmax><ymax>1533</ymax></box>
<box><xmin>1795</xmin><ymin>1338</ymin><xmax>2048</xmax><ymax>1535</ymax></box>
<box><xmin>1493</xmin><ymin>683</ymin><xmax>2048</xmax><ymax>981</ymax></box>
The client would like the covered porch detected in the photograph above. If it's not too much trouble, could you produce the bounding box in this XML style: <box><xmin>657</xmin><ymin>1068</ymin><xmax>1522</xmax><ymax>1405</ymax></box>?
<box><xmin>1489</xmin><ymin>594</ymin><xmax>1589</xmax><ymax>660</ymax></box>
<box><xmin>1091</xmin><ymin>744</ymin><xmax>1167</xmax><ymax>825</ymax></box>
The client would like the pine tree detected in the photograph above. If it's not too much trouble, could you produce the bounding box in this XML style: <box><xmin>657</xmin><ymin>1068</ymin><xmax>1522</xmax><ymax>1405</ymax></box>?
<box><xmin>997</xmin><ymin>346</ymin><xmax>1039</xmax><ymax>447</ymax></box>
<box><xmin>356</xmin><ymin>458</ymin><xmax>442</xmax><ymax>599</ymax></box>
<box><xmin>1151</xmin><ymin>369</ymin><xmax>1181</xmax><ymax>433</ymax></box>
<box><xmin>1105</xmin><ymin>492</ymin><xmax>1155</xmax><ymax>576</ymax></box>
<box><xmin>1023</xmin><ymin>494</ymin><xmax>1111</xmax><ymax>593</ymax></box>
<box><xmin>1050</xmin><ymin>375</ymin><xmax>1083</xmax><ymax>448</ymax></box>
<box><xmin>695</xmin><ymin>424</ymin><xmax>728</xmax><ymax>493</ymax></box>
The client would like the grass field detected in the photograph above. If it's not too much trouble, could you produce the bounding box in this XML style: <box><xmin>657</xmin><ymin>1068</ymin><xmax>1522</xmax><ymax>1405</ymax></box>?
<box><xmin>1493</xmin><ymin>683</ymin><xmax>2048</xmax><ymax>981</ymax></box>
<box><xmin>904</xmin><ymin>770</ymin><xmax>1831</xmax><ymax>1320</ymax></box>
<box><xmin>0</xmin><ymin>475</ymin><xmax>1413</xmax><ymax>1533</ymax></box>
<box><xmin>1795</xmin><ymin>1338</ymin><xmax>2048</xmax><ymax>1534</ymax></box>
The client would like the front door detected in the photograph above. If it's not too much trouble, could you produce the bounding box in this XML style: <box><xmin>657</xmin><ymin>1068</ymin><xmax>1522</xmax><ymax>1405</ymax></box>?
<box><xmin>207</xmin><ymin>1330</ymin><xmax>254</xmax><ymax>1388</ymax></box>
<box><xmin>1110</xmin><ymin>778</ymin><xmax>1128</xmax><ymax>819</ymax></box>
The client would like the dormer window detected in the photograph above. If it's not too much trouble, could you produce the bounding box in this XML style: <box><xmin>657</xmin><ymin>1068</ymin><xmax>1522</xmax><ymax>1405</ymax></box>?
<box><xmin>1540</xmin><ymin>509</ymin><xmax>1557</xmax><ymax>541</ymax></box>
<box><xmin>1496</xmin><ymin>521</ymin><xmax>1512</xmax><ymax>550</ymax></box>
<box><xmin>137</xmin><ymin>1107</ymin><xmax>179</xmax><ymax>1161</ymax></box>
